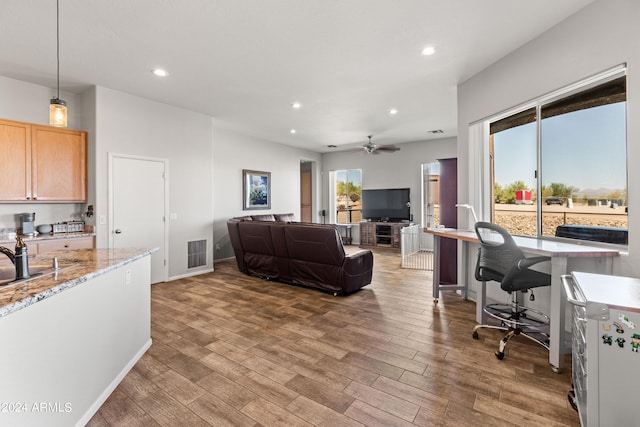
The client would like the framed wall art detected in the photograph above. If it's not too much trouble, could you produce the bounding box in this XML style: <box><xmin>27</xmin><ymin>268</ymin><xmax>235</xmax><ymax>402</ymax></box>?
<box><xmin>243</xmin><ymin>169</ymin><xmax>271</xmax><ymax>210</ymax></box>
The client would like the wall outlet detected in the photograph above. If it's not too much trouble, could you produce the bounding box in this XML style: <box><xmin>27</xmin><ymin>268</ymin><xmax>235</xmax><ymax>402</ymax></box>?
<box><xmin>215</xmin><ymin>244</ymin><xmax>221</xmax><ymax>251</ymax></box>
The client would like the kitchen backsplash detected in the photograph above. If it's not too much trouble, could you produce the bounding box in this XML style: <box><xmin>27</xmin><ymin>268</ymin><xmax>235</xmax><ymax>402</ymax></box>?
<box><xmin>0</xmin><ymin>203</ymin><xmax>89</xmax><ymax>231</ymax></box>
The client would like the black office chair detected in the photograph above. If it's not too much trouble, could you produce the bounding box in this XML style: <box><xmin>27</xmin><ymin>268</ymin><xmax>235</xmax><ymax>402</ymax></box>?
<box><xmin>472</xmin><ymin>222</ymin><xmax>551</xmax><ymax>360</ymax></box>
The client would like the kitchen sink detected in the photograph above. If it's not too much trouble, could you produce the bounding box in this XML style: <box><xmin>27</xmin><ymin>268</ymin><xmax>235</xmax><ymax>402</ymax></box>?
<box><xmin>0</xmin><ymin>263</ymin><xmax>77</xmax><ymax>287</ymax></box>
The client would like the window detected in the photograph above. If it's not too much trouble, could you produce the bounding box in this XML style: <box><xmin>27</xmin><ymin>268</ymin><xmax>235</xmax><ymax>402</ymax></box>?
<box><xmin>422</xmin><ymin>162</ymin><xmax>441</xmax><ymax>227</ymax></box>
<box><xmin>489</xmin><ymin>70</ymin><xmax>628</xmax><ymax>244</ymax></box>
<box><xmin>333</xmin><ymin>169</ymin><xmax>362</xmax><ymax>224</ymax></box>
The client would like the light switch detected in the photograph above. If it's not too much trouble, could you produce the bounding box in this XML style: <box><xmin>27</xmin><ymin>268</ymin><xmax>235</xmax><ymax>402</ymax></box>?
<box><xmin>99</xmin><ymin>215</ymin><xmax>106</xmax><ymax>225</ymax></box>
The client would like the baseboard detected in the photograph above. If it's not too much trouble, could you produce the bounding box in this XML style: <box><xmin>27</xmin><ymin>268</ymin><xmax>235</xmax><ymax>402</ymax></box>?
<box><xmin>77</xmin><ymin>338</ymin><xmax>152</xmax><ymax>427</ymax></box>
<box><xmin>168</xmin><ymin>267</ymin><xmax>215</xmax><ymax>281</ymax></box>
<box><xmin>214</xmin><ymin>255</ymin><xmax>236</xmax><ymax>263</ymax></box>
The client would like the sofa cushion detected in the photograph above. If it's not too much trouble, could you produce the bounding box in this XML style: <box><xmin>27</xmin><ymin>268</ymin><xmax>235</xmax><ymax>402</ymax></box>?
<box><xmin>284</xmin><ymin>224</ymin><xmax>345</xmax><ymax>293</ymax></box>
<box><xmin>237</xmin><ymin>222</ymin><xmax>278</xmax><ymax>278</ymax></box>
<box><xmin>251</xmin><ymin>214</ymin><xmax>276</xmax><ymax>221</ymax></box>
<box><xmin>274</xmin><ymin>213</ymin><xmax>296</xmax><ymax>222</ymax></box>
<box><xmin>284</xmin><ymin>225</ymin><xmax>345</xmax><ymax>265</ymax></box>
<box><xmin>269</xmin><ymin>223</ymin><xmax>291</xmax><ymax>281</ymax></box>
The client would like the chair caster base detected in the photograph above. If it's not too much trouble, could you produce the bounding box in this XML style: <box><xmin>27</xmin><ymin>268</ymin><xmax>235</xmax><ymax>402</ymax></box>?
<box><xmin>472</xmin><ymin>331</ymin><xmax>479</xmax><ymax>340</ymax></box>
<box><xmin>495</xmin><ymin>351</ymin><xmax>505</xmax><ymax>360</ymax></box>
<box><xmin>433</xmin><ymin>299</ymin><xmax>438</xmax><ymax>304</ymax></box>
<box><xmin>567</xmin><ymin>390</ymin><xmax>578</xmax><ymax>412</ymax></box>
<box><xmin>551</xmin><ymin>365</ymin><xmax>562</xmax><ymax>374</ymax></box>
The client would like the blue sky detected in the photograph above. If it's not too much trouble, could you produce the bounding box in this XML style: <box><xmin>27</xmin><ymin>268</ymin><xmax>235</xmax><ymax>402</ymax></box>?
<box><xmin>494</xmin><ymin>102</ymin><xmax>627</xmax><ymax>192</ymax></box>
<box><xmin>335</xmin><ymin>169</ymin><xmax>362</xmax><ymax>187</ymax></box>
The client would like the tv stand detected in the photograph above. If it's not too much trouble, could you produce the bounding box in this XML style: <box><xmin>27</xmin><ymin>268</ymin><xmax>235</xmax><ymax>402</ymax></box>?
<box><xmin>359</xmin><ymin>221</ymin><xmax>409</xmax><ymax>250</ymax></box>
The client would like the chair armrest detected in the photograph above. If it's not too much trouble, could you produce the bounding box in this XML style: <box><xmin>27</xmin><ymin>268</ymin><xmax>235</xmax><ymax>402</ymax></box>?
<box><xmin>517</xmin><ymin>256</ymin><xmax>551</xmax><ymax>271</ymax></box>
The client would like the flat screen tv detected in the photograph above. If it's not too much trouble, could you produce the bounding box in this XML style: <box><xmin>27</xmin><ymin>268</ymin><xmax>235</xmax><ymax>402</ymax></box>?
<box><xmin>361</xmin><ymin>188</ymin><xmax>411</xmax><ymax>222</ymax></box>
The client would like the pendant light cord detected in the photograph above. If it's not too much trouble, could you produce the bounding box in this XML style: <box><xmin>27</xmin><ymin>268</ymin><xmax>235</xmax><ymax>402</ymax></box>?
<box><xmin>56</xmin><ymin>0</ymin><xmax>60</xmax><ymax>99</ymax></box>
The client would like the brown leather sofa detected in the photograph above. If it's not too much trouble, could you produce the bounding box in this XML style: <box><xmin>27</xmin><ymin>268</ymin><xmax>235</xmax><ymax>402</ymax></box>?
<box><xmin>227</xmin><ymin>214</ymin><xmax>373</xmax><ymax>294</ymax></box>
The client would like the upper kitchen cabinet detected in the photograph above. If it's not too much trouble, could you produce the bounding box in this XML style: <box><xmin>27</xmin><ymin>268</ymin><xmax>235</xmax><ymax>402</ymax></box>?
<box><xmin>31</xmin><ymin>125</ymin><xmax>87</xmax><ymax>201</ymax></box>
<box><xmin>0</xmin><ymin>119</ymin><xmax>87</xmax><ymax>202</ymax></box>
<box><xmin>0</xmin><ymin>119</ymin><xmax>31</xmax><ymax>201</ymax></box>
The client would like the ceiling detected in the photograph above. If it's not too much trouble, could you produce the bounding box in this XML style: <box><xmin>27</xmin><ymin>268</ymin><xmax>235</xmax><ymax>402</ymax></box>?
<box><xmin>0</xmin><ymin>0</ymin><xmax>595</xmax><ymax>152</ymax></box>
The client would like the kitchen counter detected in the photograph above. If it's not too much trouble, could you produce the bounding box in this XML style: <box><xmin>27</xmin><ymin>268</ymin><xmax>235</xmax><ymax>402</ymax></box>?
<box><xmin>0</xmin><ymin>247</ymin><xmax>153</xmax><ymax>317</ymax></box>
<box><xmin>0</xmin><ymin>247</ymin><xmax>154</xmax><ymax>427</ymax></box>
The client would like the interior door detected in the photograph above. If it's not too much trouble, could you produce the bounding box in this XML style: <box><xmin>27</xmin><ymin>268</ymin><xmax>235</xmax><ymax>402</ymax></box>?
<box><xmin>300</xmin><ymin>161</ymin><xmax>312</xmax><ymax>222</ymax></box>
<box><xmin>111</xmin><ymin>155</ymin><xmax>167</xmax><ymax>284</ymax></box>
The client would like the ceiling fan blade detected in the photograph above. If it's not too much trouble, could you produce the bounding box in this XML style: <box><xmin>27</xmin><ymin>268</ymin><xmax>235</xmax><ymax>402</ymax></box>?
<box><xmin>375</xmin><ymin>145</ymin><xmax>400</xmax><ymax>153</ymax></box>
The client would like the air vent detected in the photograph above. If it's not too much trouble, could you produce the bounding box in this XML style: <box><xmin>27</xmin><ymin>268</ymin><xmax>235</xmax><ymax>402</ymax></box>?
<box><xmin>187</xmin><ymin>240</ymin><xmax>207</xmax><ymax>268</ymax></box>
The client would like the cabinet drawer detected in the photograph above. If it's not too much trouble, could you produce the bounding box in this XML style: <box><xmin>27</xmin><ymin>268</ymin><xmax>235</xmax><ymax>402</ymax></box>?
<box><xmin>36</xmin><ymin>237</ymin><xmax>95</xmax><ymax>255</ymax></box>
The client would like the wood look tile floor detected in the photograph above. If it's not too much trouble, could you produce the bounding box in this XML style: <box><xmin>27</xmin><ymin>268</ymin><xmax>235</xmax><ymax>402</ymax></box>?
<box><xmin>89</xmin><ymin>249</ymin><xmax>579</xmax><ymax>426</ymax></box>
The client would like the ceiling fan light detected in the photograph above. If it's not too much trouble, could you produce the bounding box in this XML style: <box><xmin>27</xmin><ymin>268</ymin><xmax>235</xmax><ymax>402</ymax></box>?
<box><xmin>49</xmin><ymin>97</ymin><xmax>67</xmax><ymax>127</ymax></box>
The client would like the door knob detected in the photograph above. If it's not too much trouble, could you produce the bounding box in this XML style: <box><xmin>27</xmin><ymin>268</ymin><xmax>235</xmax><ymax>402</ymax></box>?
<box><xmin>114</xmin><ymin>229</ymin><xmax>122</xmax><ymax>234</ymax></box>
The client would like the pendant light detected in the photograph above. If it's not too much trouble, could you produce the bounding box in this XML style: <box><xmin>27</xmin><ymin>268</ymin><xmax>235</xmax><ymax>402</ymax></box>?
<box><xmin>49</xmin><ymin>0</ymin><xmax>67</xmax><ymax>127</ymax></box>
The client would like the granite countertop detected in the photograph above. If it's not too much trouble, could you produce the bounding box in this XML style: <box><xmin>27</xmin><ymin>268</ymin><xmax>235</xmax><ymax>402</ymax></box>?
<box><xmin>0</xmin><ymin>231</ymin><xmax>96</xmax><ymax>245</ymax></box>
<box><xmin>0</xmin><ymin>248</ymin><xmax>155</xmax><ymax>318</ymax></box>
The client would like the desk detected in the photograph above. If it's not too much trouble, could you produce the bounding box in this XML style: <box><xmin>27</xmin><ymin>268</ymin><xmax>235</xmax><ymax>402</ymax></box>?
<box><xmin>336</xmin><ymin>224</ymin><xmax>352</xmax><ymax>245</ymax></box>
<box><xmin>426</xmin><ymin>227</ymin><xmax>620</xmax><ymax>372</ymax></box>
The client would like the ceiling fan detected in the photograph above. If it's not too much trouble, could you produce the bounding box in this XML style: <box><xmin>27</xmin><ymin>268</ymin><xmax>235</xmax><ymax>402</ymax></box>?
<box><xmin>360</xmin><ymin>135</ymin><xmax>400</xmax><ymax>154</ymax></box>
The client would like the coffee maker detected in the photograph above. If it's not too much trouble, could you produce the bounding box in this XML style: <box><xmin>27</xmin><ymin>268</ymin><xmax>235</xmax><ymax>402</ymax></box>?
<box><xmin>20</xmin><ymin>212</ymin><xmax>36</xmax><ymax>236</ymax></box>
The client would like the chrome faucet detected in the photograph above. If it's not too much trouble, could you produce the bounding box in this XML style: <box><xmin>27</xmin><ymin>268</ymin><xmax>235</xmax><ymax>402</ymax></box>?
<box><xmin>0</xmin><ymin>246</ymin><xmax>15</xmax><ymax>264</ymax></box>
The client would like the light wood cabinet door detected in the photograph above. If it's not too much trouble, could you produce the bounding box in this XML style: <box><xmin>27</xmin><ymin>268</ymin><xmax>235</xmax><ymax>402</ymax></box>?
<box><xmin>36</xmin><ymin>236</ymin><xmax>95</xmax><ymax>255</ymax></box>
<box><xmin>31</xmin><ymin>125</ymin><xmax>87</xmax><ymax>201</ymax></box>
<box><xmin>0</xmin><ymin>119</ymin><xmax>32</xmax><ymax>201</ymax></box>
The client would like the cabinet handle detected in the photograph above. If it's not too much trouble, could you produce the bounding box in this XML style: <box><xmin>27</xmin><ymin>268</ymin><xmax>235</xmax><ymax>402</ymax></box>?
<box><xmin>561</xmin><ymin>275</ymin><xmax>585</xmax><ymax>306</ymax></box>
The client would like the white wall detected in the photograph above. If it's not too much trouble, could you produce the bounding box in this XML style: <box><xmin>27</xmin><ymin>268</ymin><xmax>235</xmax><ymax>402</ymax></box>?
<box><xmin>321</xmin><ymin>137</ymin><xmax>457</xmax><ymax>242</ymax></box>
<box><xmin>0</xmin><ymin>75</ymin><xmax>321</xmax><ymax>275</ymax></box>
<box><xmin>93</xmin><ymin>86</ymin><xmax>214</xmax><ymax>279</ymax></box>
<box><xmin>458</xmin><ymin>0</ymin><xmax>639</xmax><ymax>277</ymax></box>
<box><xmin>0</xmin><ymin>75</ymin><xmax>85</xmax><ymax>231</ymax></box>
<box><xmin>212</xmin><ymin>125</ymin><xmax>322</xmax><ymax>260</ymax></box>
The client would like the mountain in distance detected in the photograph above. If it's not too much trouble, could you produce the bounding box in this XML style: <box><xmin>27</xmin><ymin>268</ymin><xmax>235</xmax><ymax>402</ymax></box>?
<box><xmin>573</xmin><ymin>187</ymin><xmax>625</xmax><ymax>198</ymax></box>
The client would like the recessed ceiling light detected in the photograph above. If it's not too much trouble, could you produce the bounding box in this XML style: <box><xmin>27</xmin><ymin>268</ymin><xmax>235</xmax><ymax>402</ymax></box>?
<box><xmin>152</xmin><ymin>68</ymin><xmax>169</xmax><ymax>77</ymax></box>
<box><xmin>421</xmin><ymin>46</ymin><xmax>436</xmax><ymax>56</ymax></box>
<box><xmin>389</xmin><ymin>108</ymin><xmax>398</xmax><ymax>115</ymax></box>
<box><xmin>290</xmin><ymin>129</ymin><xmax>297</xmax><ymax>134</ymax></box>
<box><xmin>290</xmin><ymin>102</ymin><xmax>302</xmax><ymax>109</ymax></box>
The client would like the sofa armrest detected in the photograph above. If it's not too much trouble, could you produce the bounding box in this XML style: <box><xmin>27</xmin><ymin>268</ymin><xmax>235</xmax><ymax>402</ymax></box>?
<box><xmin>342</xmin><ymin>250</ymin><xmax>374</xmax><ymax>282</ymax></box>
